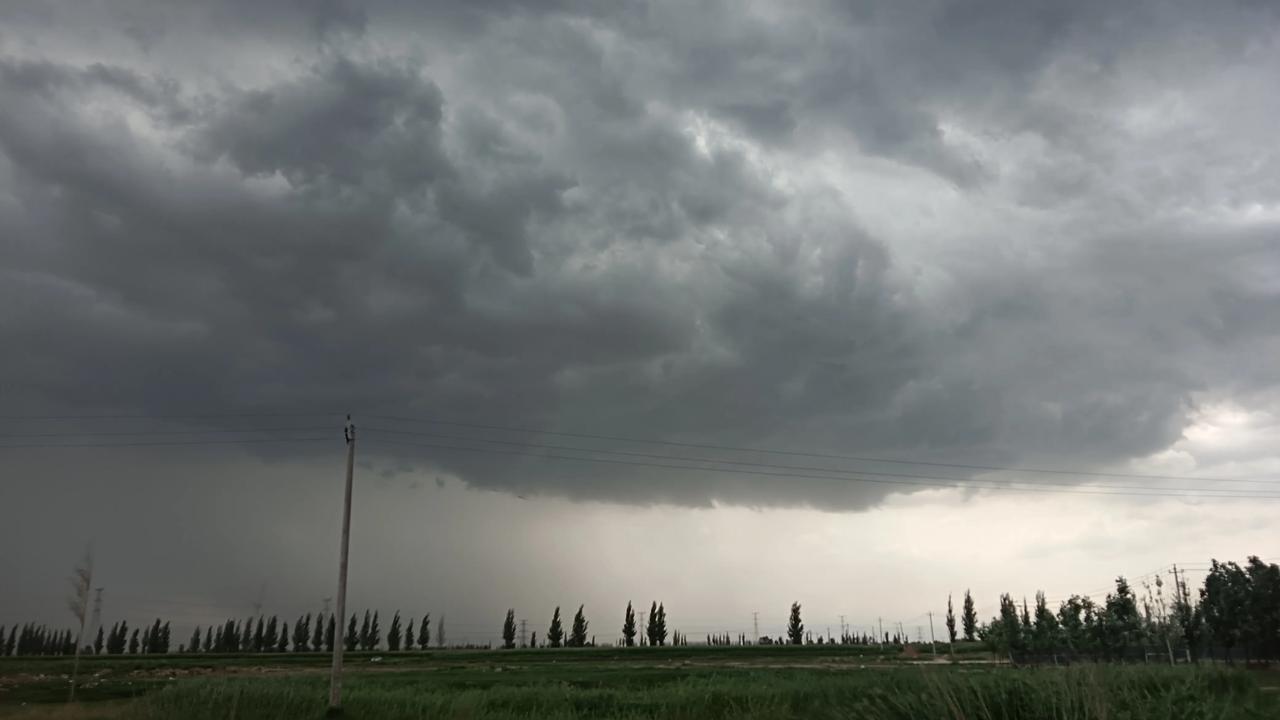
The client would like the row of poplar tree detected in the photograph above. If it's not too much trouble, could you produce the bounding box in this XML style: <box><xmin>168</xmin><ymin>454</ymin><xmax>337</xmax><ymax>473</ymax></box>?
<box><xmin>0</xmin><ymin>611</ymin><xmax>447</xmax><ymax>657</ymax></box>
<box><xmin>938</xmin><ymin>556</ymin><xmax>1280</xmax><ymax>663</ymax></box>
<box><xmin>497</xmin><ymin>602</ymin><xmax>685</xmax><ymax>649</ymax></box>
<box><xmin>4</xmin><ymin>555</ymin><xmax>1275</xmax><ymax>660</ymax></box>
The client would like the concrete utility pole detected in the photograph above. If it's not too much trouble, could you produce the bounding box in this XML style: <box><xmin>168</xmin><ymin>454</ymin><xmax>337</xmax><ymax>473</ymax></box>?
<box><xmin>878</xmin><ymin>617</ymin><xmax>884</xmax><ymax>646</ymax></box>
<box><xmin>927</xmin><ymin>612</ymin><xmax>937</xmax><ymax>656</ymax></box>
<box><xmin>753</xmin><ymin>612</ymin><xmax>759</xmax><ymax>644</ymax></box>
<box><xmin>520</xmin><ymin>619</ymin><xmax>528</xmax><ymax>648</ymax></box>
<box><xmin>88</xmin><ymin>588</ymin><xmax>104</xmax><ymax>648</ymax></box>
<box><xmin>67</xmin><ymin>549</ymin><xmax>93</xmax><ymax>703</ymax></box>
<box><xmin>328</xmin><ymin>415</ymin><xmax>356</xmax><ymax>713</ymax></box>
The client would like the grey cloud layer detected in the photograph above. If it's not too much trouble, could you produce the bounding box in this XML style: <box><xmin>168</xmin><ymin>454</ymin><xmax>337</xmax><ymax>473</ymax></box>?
<box><xmin>2</xmin><ymin>0</ymin><xmax>1278</xmax><ymax>510</ymax></box>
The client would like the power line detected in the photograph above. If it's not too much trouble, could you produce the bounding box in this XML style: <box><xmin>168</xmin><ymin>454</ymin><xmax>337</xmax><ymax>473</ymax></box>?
<box><xmin>366</xmin><ymin>414</ymin><xmax>1255</xmax><ymax>484</ymax></box>
<box><xmin>362</xmin><ymin>426</ymin><xmax>1279</xmax><ymax>492</ymax></box>
<box><xmin>0</xmin><ymin>426</ymin><xmax>334</xmax><ymax>439</ymax></box>
<box><xmin>5</xmin><ymin>409</ymin><xmax>1269</xmax><ymax>486</ymax></box>
<box><xmin>359</xmin><ymin>436</ymin><xmax>1280</xmax><ymax>500</ymax></box>
<box><xmin>0</xmin><ymin>437</ymin><xmax>331</xmax><ymax>449</ymax></box>
<box><xmin>0</xmin><ymin>411</ymin><xmax>342</xmax><ymax>421</ymax></box>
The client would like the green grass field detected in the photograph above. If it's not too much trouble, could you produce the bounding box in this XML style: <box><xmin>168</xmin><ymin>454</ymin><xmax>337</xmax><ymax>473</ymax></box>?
<box><xmin>2</xmin><ymin>647</ymin><xmax>1276</xmax><ymax>719</ymax></box>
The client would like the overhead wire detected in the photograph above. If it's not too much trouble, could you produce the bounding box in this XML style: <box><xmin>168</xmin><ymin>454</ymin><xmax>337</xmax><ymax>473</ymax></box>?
<box><xmin>0</xmin><ymin>411</ymin><xmax>343</xmax><ymax>421</ymax></box>
<box><xmin>0</xmin><ymin>426</ymin><xmax>334</xmax><ymax>439</ymax></box>
<box><xmin>0</xmin><ymin>437</ymin><xmax>331</xmax><ymax>449</ymax></box>
<box><xmin>364</xmin><ymin>413</ymin><xmax>1264</xmax><ymax>485</ymax></box>
<box><xmin>3</xmin><ymin>411</ymin><xmax>1274</xmax><ymax>499</ymax></box>
<box><xmin>361</xmin><ymin>426</ymin><xmax>1280</xmax><ymax>493</ymax></box>
<box><xmin>358</xmin><ymin>434</ymin><xmax>1280</xmax><ymax>500</ymax></box>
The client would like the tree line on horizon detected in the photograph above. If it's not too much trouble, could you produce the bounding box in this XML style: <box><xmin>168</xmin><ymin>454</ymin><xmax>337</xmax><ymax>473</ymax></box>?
<box><xmin>964</xmin><ymin>556</ymin><xmax>1280</xmax><ymax>664</ymax></box>
<box><xmin>3</xmin><ymin>555</ymin><xmax>1276</xmax><ymax>661</ymax></box>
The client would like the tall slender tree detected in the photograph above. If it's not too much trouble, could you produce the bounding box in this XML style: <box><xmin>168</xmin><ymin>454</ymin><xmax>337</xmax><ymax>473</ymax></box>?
<box><xmin>387</xmin><ymin>612</ymin><xmax>402</xmax><ymax>652</ymax></box>
<box><xmin>962</xmin><ymin>590</ymin><xmax>978</xmax><ymax>642</ymax></box>
<box><xmin>345</xmin><ymin>614</ymin><xmax>359</xmax><ymax>652</ymax></box>
<box><xmin>1031</xmin><ymin>591</ymin><xmax>1060</xmax><ymax>658</ymax></box>
<box><xmin>189</xmin><ymin>626</ymin><xmax>201</xmax><ymax>654</ymax></box>
<box><xmin>787</xmin><ymin>602</ymin><xmax>804</xmax><ymax>645</ymax></box>
<box><xmin>655</xmin><ymin>603</ymin><xmax>668</xmax><ymax>646</ymax></box>
<box><xmin>325</xmin><ymin>614</ymin><xmax>336</xmax><ymax>652</ymax></box>
<box><xmin>622</xmin><ymin>602</ymin><xmax>637</xmax><ymax>647</ymax></box>
<box><xmin>997</xmin><ymin>593</ymin><xmax>1025</xmax><ymax>661</ymax></box>
<box><xmin>404</xmin><ymin>618</ymin><xmax>415</xmax><ymax>652</ymax></box>
<box><xmin>547</xmin><ymin>607</ymin><xmax>565</xmax><ymax>648</ymax></box>
<box><xmin>945</xmin><ymin>595</ymin><xmax>957</xmax><ymax>644</ymax></box>
<box><xmin>436</xmin><ymin>614</ymin><xmax>445</xmax><ymax>648</ymax></box>
<box><xmin>293</xmin><ymin>614</ymin><xmax>310</xmax><ymax>652</ymax></box>
<box><xmin>418</xmin><ymin>613</ymin><xmax>431</xmax><ymax>650</ymax></box>
<box><xmin>253</xmin><ymin>617</ymin><xmax>265</xmax><ymax>653</ymax></box>
<box><xmin>359</xmin><ymin>611</ymin><xmax>372</xmax><ymax>651</ymax></box>
<box><xmin>569</xmin><ymin>605</ymin><xmax>589</xmax><ymax>647</ymax></box>
<box><xmin>263</xmin><ymin>617</ymin><xmax>277</xmax><ymax>653</ymax></box>
<box><xmin>370</xmin><ymin>611</ymin><xmax>382</xmax><ymax>650</ymax></box>
<box><xmin>276</xmin><ymin>622</ymin><xmax>288</xmax><ymax>653</ymax></box>
<box><xmin>311</xmin><ymin>613</ymin><xmax>324</xmax><ymax>652</ymax></box>
<box><xmin>502</xmin><ymin>610</ymin><xmax>517</xmax><ymax>649</ymax></box>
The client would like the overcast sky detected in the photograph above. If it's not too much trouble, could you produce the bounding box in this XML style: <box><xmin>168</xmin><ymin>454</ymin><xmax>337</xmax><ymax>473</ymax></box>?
<box><xmin>2</xmin><ymin>0</ymin><xmax>1279</xmax><ymax>644</ymax></box>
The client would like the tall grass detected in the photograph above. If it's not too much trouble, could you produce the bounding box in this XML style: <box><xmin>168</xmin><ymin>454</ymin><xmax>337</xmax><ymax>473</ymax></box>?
<box><xmin>127</xmin><ymin>665</ymin><xmax>1273</xmax><ymax>720</ymax></box>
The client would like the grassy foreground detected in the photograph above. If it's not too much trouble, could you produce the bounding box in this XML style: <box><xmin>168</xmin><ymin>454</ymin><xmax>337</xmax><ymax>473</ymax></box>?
<box><xmin>3</xmin><ymin>648</ymin><xmax>1277</xmax><ymax>719</ymax></box>
<box><xmin>125</xmin><ymin>665</ymin><xmax>1274</xmax><ymax>720</ymax></box>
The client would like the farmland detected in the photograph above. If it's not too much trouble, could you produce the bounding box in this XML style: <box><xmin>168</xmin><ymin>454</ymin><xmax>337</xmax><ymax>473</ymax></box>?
<box><xmin>2</xmin><ymin>646</ymin><xmax>1277</xmax><ymax>720</ymax></box>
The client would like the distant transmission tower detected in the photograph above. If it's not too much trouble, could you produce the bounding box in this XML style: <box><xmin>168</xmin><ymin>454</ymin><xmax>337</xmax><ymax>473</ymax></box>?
<box><xmin>252</xmin><ymin>582</ymin><xmax>266</xmax><ymax>617</ymax></box>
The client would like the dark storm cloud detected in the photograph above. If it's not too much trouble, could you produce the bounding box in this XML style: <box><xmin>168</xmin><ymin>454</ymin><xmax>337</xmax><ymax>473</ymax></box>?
<box><xmin>1</xmin><ymin>0</ymin><xmax>1279</xmax><ymax>513</ymax></box>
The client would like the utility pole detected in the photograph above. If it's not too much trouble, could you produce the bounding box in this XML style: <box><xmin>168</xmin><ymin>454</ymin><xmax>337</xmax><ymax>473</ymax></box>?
<box><xmin>67</xmin><ymin>549</ymin><xmax>93</xmax><ymax>703</ymax></box>
<box><xmin>328</xmin><ymin>415</ymin><xmax>356</xmax><ymax>713</ymax></box>
<box><xmin>520</xmin><ymin>619</ymin><xmax>528</xmax><ymax>649</ymax></box>
<box><xmin>1172</xmin><ymin>564</ymin><xmax>1190</xmax><ymax>663</ymax></box>
<box><xmin>639</xmin><ymin>612</ymin><xmax>646</xmax><ymax>646</ymax></box>
<box><xmin>753</xmin><ymin>612</ymin><xmax>759</xmax><ymax>644</ymax></box>
<box><xmin>927</xmin><ymin>612</ymin><xmax>937</xmax><ymax>656</ymax></box>
<box><xmin>878</xmin><ymin>617</ymin><xmax>884</xmax><ymax>646</ymax></box>
<box><xmin>88</xmin><ymin>588</ymin><xmax>104</xmax><ymax>650</ymax></box>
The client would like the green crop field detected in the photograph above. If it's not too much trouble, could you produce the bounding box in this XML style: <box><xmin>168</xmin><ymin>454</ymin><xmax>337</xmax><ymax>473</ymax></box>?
<box><xmin>2</xmin><ymin>648</ymin><xmax>1277</xmax><ymax>720</ymax></box>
